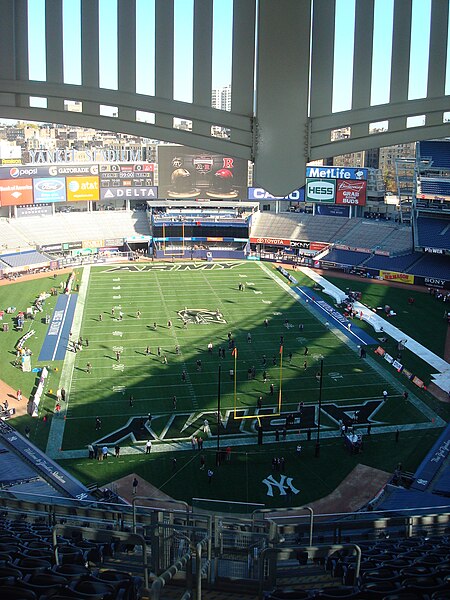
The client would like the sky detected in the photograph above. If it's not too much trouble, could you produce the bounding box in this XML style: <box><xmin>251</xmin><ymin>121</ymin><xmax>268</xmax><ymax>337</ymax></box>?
<box><xmin>4</xmin><ymin>0</ymin><xmax>449</xmax><ymax>125</ymax></box>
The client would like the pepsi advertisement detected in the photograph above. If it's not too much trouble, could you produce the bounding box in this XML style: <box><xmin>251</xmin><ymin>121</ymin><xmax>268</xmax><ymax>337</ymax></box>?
<box><xmin>157</xmin><ymin>146</ymin><xmax>247</xmax><ymax>199</ymax></box>
<box><xmin>33</xmin><ymin>177</ymin><xmax>66</xmax><ymax>203</ymax></box>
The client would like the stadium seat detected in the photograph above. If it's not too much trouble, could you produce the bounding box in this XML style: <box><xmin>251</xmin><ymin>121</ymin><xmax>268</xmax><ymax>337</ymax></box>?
<box><xmin>0</xmin><ymin>583</ymin><xmax>38</xmax><ymax>599</ymax></box>
<box><xmin>313</xmin><ymin>586</ymin><xmax>361</xmax><ymax>598</ymax></box>
<box><xmin>12</xmin><ymin>556</ymin><xmax>52</xmax><ymax>574</ymax></box>
<box><xmin>266</xmin><ymin>591</ymin><xmax>312</xmax><ymax>599</ymax></box>
<box><xmin>67</xmin><ymin>576</ymin><xmax>115</xmax><ymax>598</ymax></box>
<box><xmin>360</xmin><ymin>581</ymin><xmax>400</xmax><ymax>597</ymax></box>
<box><xmin>17</xmin><ymin>572</ymin><xmax>68</xmax><ymax>596</ymax></box>
<box><xmin>52</xmin><ymin>563</ymin><xmax>92</xmax><ymax>580</ymax></box>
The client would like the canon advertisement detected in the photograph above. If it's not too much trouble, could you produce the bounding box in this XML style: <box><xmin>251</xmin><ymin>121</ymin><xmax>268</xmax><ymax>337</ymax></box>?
<box><xmin>247</xmin><ymin>186</ymin><xmax>305</xmax><ymax>202</ymax></box>
<box><xmin>158</xmin><ymin>146</ymin><xmax>247</xmax><ymax>199</ymax></box>
<box><xmin>306</xmin><ymin>178</ymin><xmax>336</xmax><ymax>203</ymax></box>
<box><xmin>335</xmin><ymin>179</ymin><xmax>367</xmax><ymax>206</ymax></box>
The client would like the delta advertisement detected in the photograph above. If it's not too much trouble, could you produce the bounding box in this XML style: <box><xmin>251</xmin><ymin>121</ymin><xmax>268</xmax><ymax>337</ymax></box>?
<box><xmin>158</xmin><ymin>146</ymin><xmax>247</xmax><ymax>199</ymax></box>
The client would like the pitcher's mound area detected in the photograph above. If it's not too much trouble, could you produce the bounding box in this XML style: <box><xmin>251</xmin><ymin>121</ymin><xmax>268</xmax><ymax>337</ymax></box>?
<box><xmin>109</xmin><ymin>464</ymin><xmax>390</xmax><ymax>514</ymax></box>
<box><xmin>308</xmin><ymin>464</ymin><xmax>391</xmax><ymax>514</ymax></box>
<box><xmin>107</xmin><ymin>473</ymin><xmax>187</xmax><ymax>510</ymax></box>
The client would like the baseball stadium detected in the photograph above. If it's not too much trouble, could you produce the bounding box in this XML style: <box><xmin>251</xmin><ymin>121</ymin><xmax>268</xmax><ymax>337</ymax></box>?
<box><xmin>0</xmin><ymin>2</ymin><xmax>449</xmax><ymax>599</ymax></box>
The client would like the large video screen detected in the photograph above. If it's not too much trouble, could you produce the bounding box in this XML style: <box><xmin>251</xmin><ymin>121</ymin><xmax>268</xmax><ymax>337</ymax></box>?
<box><xmin>158</xmin><ymin>146</ymin><xmax>248</xmax><ymax>199</ymax></box>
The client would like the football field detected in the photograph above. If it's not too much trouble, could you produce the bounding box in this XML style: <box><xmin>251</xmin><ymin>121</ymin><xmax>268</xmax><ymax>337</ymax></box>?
<box><xmin>57</xmin><ymin>261</ymin><xmax>436</xmax><ymax>455</ymax></box>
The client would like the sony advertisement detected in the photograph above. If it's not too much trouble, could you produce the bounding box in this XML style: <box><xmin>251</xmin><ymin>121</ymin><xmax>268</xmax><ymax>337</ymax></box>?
<box><xmin>158</xmin><ymin>146</ymin><xmax>247</xmax><ymax>199</ymax></box>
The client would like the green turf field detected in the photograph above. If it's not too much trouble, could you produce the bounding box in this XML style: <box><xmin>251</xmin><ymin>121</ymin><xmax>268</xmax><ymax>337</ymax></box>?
<box><xmin>0</xmin><ymin>262</ymin><xmax>447</xmax><ymax>509</ymax></box>
<box><xmin>59</xmin><ymin>262</ymin><xmax>435</xmax><ymax>450</ymax></box>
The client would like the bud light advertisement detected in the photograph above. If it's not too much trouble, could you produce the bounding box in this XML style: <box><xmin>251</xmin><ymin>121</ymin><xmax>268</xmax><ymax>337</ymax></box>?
<box><xmin>157</xmin><ymin>146</ymin><xmax>247</xmax><ymax>199</ymax></box>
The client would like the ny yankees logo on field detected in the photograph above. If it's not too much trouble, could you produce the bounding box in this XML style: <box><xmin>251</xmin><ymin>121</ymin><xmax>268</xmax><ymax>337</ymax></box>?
<box><xmin>177</xmin><ymin>308</ymin><xmax>227</xmax><ymax>325</ymax></box>
<box><xmin>262</xmin><ymin>474</ymin><xmax>300</xmax><ymax>497</ymax></box>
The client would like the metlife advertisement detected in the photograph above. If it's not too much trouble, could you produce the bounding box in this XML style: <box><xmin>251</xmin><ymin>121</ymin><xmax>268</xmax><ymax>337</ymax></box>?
<box><xmin>306</xmin><ymin>166</ymin><xmax>367</xmax><ymax>180</ymax></box>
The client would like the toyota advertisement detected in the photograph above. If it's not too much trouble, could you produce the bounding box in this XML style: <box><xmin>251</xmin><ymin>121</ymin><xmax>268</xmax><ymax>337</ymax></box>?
<box><xmin>158</xmin><ymin>146</ymin><xmax>247</xmax><ymax>199</ymax></box>
<box><xmin>306</xmin><ymin>178</ymin><xmax>336</xmax><ymax>203</ymax></box>
<box><xmin>335</xmin><ymin>179</ymin><xmax>367</xmax><ymax>206</ymax></box>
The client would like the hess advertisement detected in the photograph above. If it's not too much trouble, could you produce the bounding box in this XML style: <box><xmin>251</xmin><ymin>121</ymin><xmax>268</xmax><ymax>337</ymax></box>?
<box><xmin>306</xmin><ymin>178</ymin><xmax>336</xmax><ymax>203</ymax></box>
<box><xmin>335</xmin><ymin>179</ymin><xmax>367</xmax><ymax>206</ymax></box>
<box><xmin>158</xmin><ymin>146</ymin><xmax>247</xmax><ymax>199</ymax></box>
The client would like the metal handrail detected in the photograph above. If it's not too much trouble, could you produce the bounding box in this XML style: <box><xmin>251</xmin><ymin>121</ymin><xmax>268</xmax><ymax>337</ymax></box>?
<box><xmin>132</xmin><ymin>495</ymin><xmax>190</xmax><ymax>533</ymax></box>
<box><xmin>150</xmin><ymin>549</ymin><xmax>192</xmax><ymax>600</ymax></box>
<box><xmin>252</xmin><ymin>505</ymin><xmax>314</xmax><ymax>546</ymax></box>
<box><xmin>258</xmin><ymin>543</ymin><xmax>362</xmax><ymax>600</ymax></box>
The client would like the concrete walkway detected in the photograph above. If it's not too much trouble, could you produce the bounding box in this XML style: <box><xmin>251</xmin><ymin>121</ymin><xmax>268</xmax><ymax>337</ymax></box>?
<box><xmin>300</xmin><ymin>267</ymin><xmax>450</xmax><ymax>394</ymax></box>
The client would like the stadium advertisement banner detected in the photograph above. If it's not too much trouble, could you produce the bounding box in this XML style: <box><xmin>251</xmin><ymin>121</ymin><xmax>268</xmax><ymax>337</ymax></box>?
<box><xmin>40</xmin><ymin>243</ymin><xmax>62</xmax><ymax>252</ymax></box>
<box><xmin>83</xmin><ymin>239</ymin><xmax>104</xmax><ymax>249</ymax></box>
<box><xmin>315</xmin><ymin>204</ymin><xmax>349</xmax><ymax>217</ymax></box>
<box><xmin>247</xmin><ymin>186</ymin><xmax>305</xmax><ymax>202</ymax></box>
<box><xmin>62</xmin><ymin>241</ymin><xmax>83</xmax><ymax>250</ymax></box>
<box><xmin>100</xmin><ymin>186</ymin><xmax>157</xmax><ymax>200</ymax></box>
<box><xmin>290</xmin><ymin>240</ymin><xmax>310</xmax><ymax>250</ymax></box>
<box><xmin>310</xmin><ymin>242</ymin><xmax>329</xmax><ymax>252</ymax></box>
<box><xmin>306</xmin><ymin>166</ymin><xmax>367</xmax><ymax>180</ymax></box>
<box><xmin>33</xmin><ymin>177</ymin><xmax>66</xmax><ymax>203</ymax></box>
<box><xmin>50</xmin><ymin>164</ymin><xmax>98</xmax><ymax>176</ymax></box>
<box><xmin>335</xmin><ymin>179</ymin><xmax>367</xmax><ymax>206</ymax></box>
<box><xmin>250</xmin><ymin>237</ymin><xmax>290</xmax><ymax>247</ymax></box>
<box><xmin>104</xmin><ymin>238</ymin><xmax>124</xmax><ymax>247</ymax></box>
<box><xmin>0</xmin><ymin>179</ymin><xmax>33</xmax><ymax>205</ymax></box>
<box><xmin>306</xmin><ymin>178</ymin><xmax>336</xmax><ymax>203</ymax></box>
<box><xmin>66</xmin><ymin>176</ymin><xmax>99</xmax><ymax>201</ymax></box>
<box><xmin>0</xmin><ymin>166</ymin><xmax>52</xmax><ymax>179</ymax></box>
<box><xmin>380</xmin><ymin>270</ymin><xmax>415</xmax><ymax>285</ymax></box>
<box><xmin>158</xmin><ymin>145</ymin><xmax>247</xmax><ymax>199</ymax></box>
<box><xmin>415</xmin><ymin>276</ymin><xmax>450</xmax><ymax>290</ymax></box>
<box><xmin>16</xmin><ymin>204</ymin><xmax>53</xmax><ymax>217</ymax></box>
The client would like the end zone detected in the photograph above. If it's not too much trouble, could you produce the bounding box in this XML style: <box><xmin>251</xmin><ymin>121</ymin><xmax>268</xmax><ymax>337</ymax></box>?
<box><xmin>38</xmin><ymin>293</ymin><xmax>78</xmax><ymax>361</ymax></box>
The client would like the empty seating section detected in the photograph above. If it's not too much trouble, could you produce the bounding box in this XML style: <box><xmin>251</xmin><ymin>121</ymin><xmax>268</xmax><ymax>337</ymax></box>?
<box><xmin>0</xmin><ymin>251</ymin><xmax>49</xmax><ymax>268</ymax></box>
<box><xmin>419</xmin><ymin>141</ymin><xmax>450</xmax><ymax>169</ymax></box>
<box><xmin>0</xmin><ymin>516</ymin><xmax>142</xmax><ymax>599</ymax></box>
<box><xmin>0</xmin><ymin>219</ymin><xmax>33</xmax><ymax>251</ymax></box>
<box><xmin>407</xmin><ymin>253</ymin><xmax>450</xmax><ymax>278</ymax></box>
<box><xmin>420</xmin><ymin>178</ymin><xmax>450</xmax><ymax>196</ymax></box>
<box><xmin>364</xmin><ymin>252</ymin><xmax>422</xmax><ymax>271</ymax></box>
<box><xmin>252</xmin><ymin>214</ymin><xmax>412</xmax><ymax>255</ymax></box>
<box><xmin>417</xmin><ymin>217</ymin><xmax>450</xmax><ymax>249</ymax></box>
<box><xmin>321</xmin><ymin>249</ymin><xmax>369</xmax><ymax>266</ymax></box>
<box><xmin>0</xmin><ymin>212</ymin><xmax>150</xmax><ymax>249</ymax></box>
